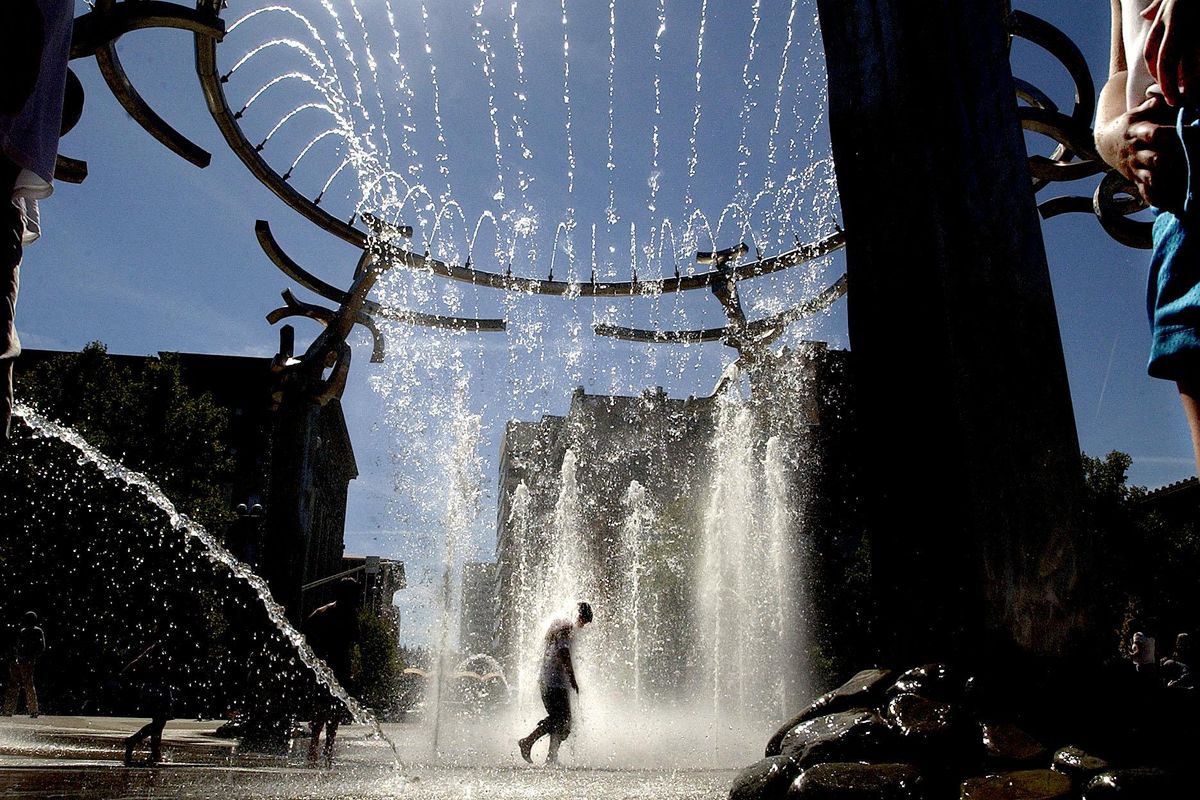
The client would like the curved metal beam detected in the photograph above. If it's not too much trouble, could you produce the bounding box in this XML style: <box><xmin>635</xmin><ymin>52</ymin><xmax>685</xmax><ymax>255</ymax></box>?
<box><xmin>256</xmin><ymin>221</ymin><xmax>505</xmax><ymax>332</ymax></box>
<box><xmin>592</xmin><ymin>324</ymin><xmax>729</xmax><ymax>345</ymax></box>
<box><xmin>95</xmin><ymin>41</ymin><xmax>211</xmax><ymax>167</ymax></box>
<box><xmin>1094</xmin><ymin>172</ymin><xmax>1152</xmax><ymax>249</ymax></box>
<box><xmin>71</xmin><ymin>1</ymin><xmax>224</xmax><ymax>59</ymax></box>
<box><xmin>594</xmin><ymin>274</ymin><xmax>847</xmax><ymax>347</ymax></box>
<box><xmin>1008</xmin><ymin>10</ymin><xmax>1095</xmax><ymax>134</ymax></box>
<box><xmin>54</xmin><ymin>155</ymin><xmax>88</xmax><ymax>184</ymax></box>
<box><xmin>70</xmin><ymin>2</ymin><xmax>223</xmax><ymax>168</ymax></box>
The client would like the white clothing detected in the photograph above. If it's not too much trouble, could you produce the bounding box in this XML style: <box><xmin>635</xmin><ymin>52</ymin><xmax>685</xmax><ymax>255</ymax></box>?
<box><xmin>0</xmin><ymin>0</ymin><xmax>74</xmax><ymax>243</ymax></box>
<box><xmin>538</xmin><ymin>618</ymin><xmax>574</xmax><ymax>690</ymax></box>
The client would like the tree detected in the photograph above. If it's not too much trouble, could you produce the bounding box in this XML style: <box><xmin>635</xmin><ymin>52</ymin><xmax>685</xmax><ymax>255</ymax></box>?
<box><xmin>1081</xmin><ymin>451</ymin><xmax>1200</xmax><ymax>654</ymax></box>
<box><xmin>14</xmin><ymin>342</ymin><xmax>234</xmax><ymax>530</ymax></box>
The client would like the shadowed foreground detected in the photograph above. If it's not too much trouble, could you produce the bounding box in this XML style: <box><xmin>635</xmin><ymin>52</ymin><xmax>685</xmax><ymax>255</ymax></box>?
<box><xmin>0</xmin><ymin>716</ymin><xmax>734</xmax><ymax>799</ymax></box>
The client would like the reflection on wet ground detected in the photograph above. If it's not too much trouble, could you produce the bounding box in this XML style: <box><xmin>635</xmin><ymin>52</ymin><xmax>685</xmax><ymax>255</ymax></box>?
<box><xmin>0</xmin><ymin>717</ymin><xmax>735</xmax><ymax>799</ymax></box>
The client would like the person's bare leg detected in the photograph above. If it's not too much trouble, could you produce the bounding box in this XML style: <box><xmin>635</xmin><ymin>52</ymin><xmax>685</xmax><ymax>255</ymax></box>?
<box><xmin>1178</xmin><ymin>380</ymin><xmax>1200</xmax><ymax>474</ymax></box>
<box><xmin>518</xmin><ymin>722</ymin><xmax>546</xmax><ymax>763</ymax></box>
<box><xmin>546</xmin><ymin>732</ymin><xmax>563</xmax><ymax>764</ymax></box>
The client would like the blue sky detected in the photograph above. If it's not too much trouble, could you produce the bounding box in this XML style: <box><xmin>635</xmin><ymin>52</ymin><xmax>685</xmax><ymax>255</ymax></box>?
<box><xmin>19</xmin><ymin>1</ymin><xmax>1190</xmax><ymax>637</ymax></box>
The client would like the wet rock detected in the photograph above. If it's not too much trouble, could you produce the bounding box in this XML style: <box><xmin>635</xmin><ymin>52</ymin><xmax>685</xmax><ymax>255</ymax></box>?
<box><xmin>788</xmin><ymin>762</ymin><xmax>924</xmax><ymax>799</ymax></box>
<box><xmin>766</xmin><ymin>669</ymin><xmax>893</xmax><ymax>756</ymax></box>
<box><xmin>886</xmin><ymin>693</ymin><xmax>954</xmax><ymax>738</ymax></box>
<box><xmin>891</xmin><ymin>664</ymin><xmax>966</xmax><ymax>703</ymax></box>
<box><xmin>981</xmin><ymin>723</ymin><xmax>1046</xmax><ymax>764</ymax></box>
<box><xmin>730</xmin><ymin>755</ymin><xmax>802</xmax><ymax>800</ymax></box>
<box><xmin>960</xmin><ymin>769</ymin><xmax>1072</xmax><ymax>800</ymax></box>
<box><xmin>884</xmin><ymin>692</ymin><xmax>982</xmax><ymax>772</ymax></box>
<box><xmin>1050</xmin><ymin>746</ymin><xmax>1108</xmax><ymax>783</ymax></box>
<box><xmin>1083</xmin><ymin>768</ymin><xmax>1181</xmax><ymax>798</ymax></box>
<box><xmin>779</xmin><ymin>710</ymin><xmax>897</xmax><ymax>768</ymax></box>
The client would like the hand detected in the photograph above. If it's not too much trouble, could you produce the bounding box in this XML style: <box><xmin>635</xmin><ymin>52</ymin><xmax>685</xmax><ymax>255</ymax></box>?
<box><xmin>570</xmin><ymin>680</ymin><xmax>579</xmax><ymax>693</ymax></box>
<box><xmin>1106</xmin><ymin>93</ymin><xmax>1188</xmax><ymax>212</ymax></box>
<box><xmin>1143</xmin><ymin>0</ymin><xmax>1200</xmax><ymax>106</ymax></box>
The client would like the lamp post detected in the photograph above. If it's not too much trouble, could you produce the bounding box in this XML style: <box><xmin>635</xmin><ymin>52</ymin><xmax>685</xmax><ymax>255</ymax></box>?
<box><xmin>233</xmin><ymin>501</ymin><xmax>266</xmax><ymax>569</ymax></box>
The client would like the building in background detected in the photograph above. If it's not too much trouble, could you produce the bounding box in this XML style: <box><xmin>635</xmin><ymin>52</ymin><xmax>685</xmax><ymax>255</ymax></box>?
<box><xmin>459</xmin><ymin>561</ymin><xmax>498</xmax><ymax>655</ymax></box>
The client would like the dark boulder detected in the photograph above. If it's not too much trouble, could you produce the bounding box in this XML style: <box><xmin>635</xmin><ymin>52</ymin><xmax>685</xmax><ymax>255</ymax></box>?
<box><xmin>730</xmin><ymin>755</ymin><xmax>803</xmax><ymax>800</ymax></box>
<box><xmin>766</xmin><ymin>669</ymin><xmax>893</xmax><ymax>756</ymax></box>
<box><xmin>981</xmin><ymin>723</ymin><xmax>1047</xmax><ymax>765</ymax></box>
<box><xmin>889</xmin><ymin>664</ymin><xmax>967</xmax><ymax>704</ymax></box>
<box><xmin>1050</xmin><ymin>746</ymin><xmax>1108</xmax><ymax>784</ymax></box>
<box><xmin>788</xmin><ymin>762</ymin><xmax>925</xmax><ymax>799</ymax></box>
<box><xmin>779</xmin><ymin>710</ymin><xmax>897</xmax><ymax>768</ymax></box>
<box><xmin>885</xmin><ymin>693</ymin><xmax>982</xmax><ymax>772</ymax></box>
<box><xmin>960</xmin><ymin>769</ymin><xmax>1072</xmax><ymax>799</ymax></box>
<box><xmin>1083</xmin><ymin>768</ymin><xmax>1181</xmax><ymax>799</ymax></box>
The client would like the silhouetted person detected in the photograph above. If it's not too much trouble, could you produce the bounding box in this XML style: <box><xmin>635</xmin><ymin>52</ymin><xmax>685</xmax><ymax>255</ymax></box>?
<box><xmin>303</xmin><ymin>578</ymin><xmax>361</xmax><ymax>766</ymax></box>
<box><xmin>3</xmin><ymin>610</ymin><xmax>45</xmax><ymax>716</ymax></box>
<box><xmin>1160</xmin><ymin>632</ymin><xmax>1193</xmax><ymax>689</ymax></box>
<box><xmin>122</xmin><ymin>633</ymin><xmax>174</xmax><ymax>765</ymax></box>
<box><xmin>518</xmin><ymin>601</ymin><xmax>593</xmax><ymax>765</ymax></box>
<box><xmin>0</xmin><ymin>0</ymin><xmax>73</xmax><ymax>444</ymax></box>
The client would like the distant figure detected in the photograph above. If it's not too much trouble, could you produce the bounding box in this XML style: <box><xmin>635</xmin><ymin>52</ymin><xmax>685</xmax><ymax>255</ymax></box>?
<box><xmin>3</xmin><ymin>611</ymin><xmax>45</xmax><ymax>717</ymax></box>
<box><xmin>122</xmin><ymin>633</ymin><xmax>175</xmax><ymax>765</ymax></box>
<box><xmin>518</xmin><ymin>601</ymin><xmax>593</xmax><ymax>766</ymax></box>
<box><xmin>303</xmin><ymin>578</ymin><xmax>361</xmax><ymax>767</ymax></box>
<box><xmin>0</xmin><ymin>0</ymin><xmax>74</xmax><ymax>444</ymax></box>
<box><xmin>1129</xmin><ymin>630</ymin><xmax>1159</xmax><ymax>679</ymax></box>
<box><xmin>1160</xmin><ymin>632</ymin><xmax>1193</xmax><ymax>689</ymax></box>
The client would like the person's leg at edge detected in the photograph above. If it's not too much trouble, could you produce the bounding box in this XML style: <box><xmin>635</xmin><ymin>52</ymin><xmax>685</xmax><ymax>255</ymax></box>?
<box><xmin>20</xmin><ymin>663</ymin><xmax>37</xmax><ymax>717</ymax></box>
<box><xmin>148</xmin><ymin>717</ymin><xmax>167</xmax><ymax>763</ymax></box>
<box><xmin>323</xmin><ymin>718</ymin><xmax>339</xmax><ymax>765</ymax></box>
<box><xmin>3</xmin><ymin>661</ymin><xmax>18</xmax><ymax>714</ymax></box>
<box><xmin>126</xmin><ymin>719</ymin><xmax>159</xmax><ymax>764</ymax></box>
<box><xmin>1178</xmin><ymin>379</ymin><xmax>1200</xmax><ymax>474</ymax></box>
<box><xmin>308</xmin><ymin>717</ymin><xmax>326</xmax><ymax>764</ymax></box>
<box><xmin>1</xmin><ymin>158</ymin><xmax>22</xmax><ymax>447</ymax></box>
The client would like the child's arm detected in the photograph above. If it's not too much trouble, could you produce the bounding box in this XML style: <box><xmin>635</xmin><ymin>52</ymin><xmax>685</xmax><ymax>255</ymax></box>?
<box><xmin>1097</xmin><ymin>0</ymin><xmax>1136</xmax><ymax>173</ymax></box>
<box><xmin>1097</xmin><ymin>0</ymin><xmax>1188</xmax><ymax>211</ymax></box>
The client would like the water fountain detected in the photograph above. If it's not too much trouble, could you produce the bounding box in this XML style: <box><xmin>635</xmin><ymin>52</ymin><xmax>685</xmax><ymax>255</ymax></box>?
<box><xmin>2</xmin><ymin>0</ymin><xmax>1143</xmax><ymax>795</ymax></box>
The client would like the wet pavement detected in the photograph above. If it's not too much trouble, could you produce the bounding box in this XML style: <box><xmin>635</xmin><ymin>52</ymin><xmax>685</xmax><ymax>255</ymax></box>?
<box><xmin>0</xmin><ymin>716</ymin><xmax>736</xmax><ymax>799</ymax></box>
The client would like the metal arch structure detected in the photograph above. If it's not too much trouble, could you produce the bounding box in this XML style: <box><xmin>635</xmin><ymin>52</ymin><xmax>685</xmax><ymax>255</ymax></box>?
<box><xmin>63</xmin><ymin>1</ymin><xmax>1148</xmax><ymax>383</ymax></box>
<box><xmin>192</xmin><ymin>1</ymin><xmax>849</xmax><ymax>299</ymax></box>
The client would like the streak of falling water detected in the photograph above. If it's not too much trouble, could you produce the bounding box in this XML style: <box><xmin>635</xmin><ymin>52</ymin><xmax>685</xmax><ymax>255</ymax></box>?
<box><xmin>697</xmin><ymin>388</ymin><xmax>758</xmax><ymax>723</ymax></box>
<box><xmin>764</xmin><ymin>434</ymin><xmax>795</xmax><ymax>718</ymax></box>
<box><xmin>559</xmin><ymin>0</ymin><xmax>576</xmax><ymax>194</ymax></box>
<box><xmin>684</xmin><ymin>0</ymin><xmax>709</xmax><ymax>206</ymax></box>
<box><xmin>430</xmin><ymin>375</ymin><xmax>484</xmax><ymax>757</ymax></box>
<box><xmin>506</xmin><ymin>481</ymin><xmax>535</xmax><ymax>705</ymax></box>
<box><xmin>620</xmin><ymin>479</ymin><xmax>652</xmax><ymax>708</ymax></box>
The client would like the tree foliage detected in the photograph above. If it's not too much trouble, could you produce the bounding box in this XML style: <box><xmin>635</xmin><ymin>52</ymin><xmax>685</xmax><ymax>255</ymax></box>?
<box><xmin>1082</xmin><ymin>451</ymin><xmax>1200</xmax><ymax>654</ymax></box>
<box><xmin>15</xmin><ymin>342</ymin><xmax>234</xmax><ymax>530</ymax></box>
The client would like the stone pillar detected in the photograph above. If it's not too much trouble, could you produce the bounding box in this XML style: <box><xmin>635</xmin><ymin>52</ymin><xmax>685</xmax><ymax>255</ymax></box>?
<box><xmin>816</xmin><ymin>0</ymin><xmax>1086</xmax><ymax>661</ymax></box>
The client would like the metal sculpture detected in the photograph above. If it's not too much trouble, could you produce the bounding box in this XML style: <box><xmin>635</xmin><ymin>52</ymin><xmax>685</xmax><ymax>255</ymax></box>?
<box><xmin>61</xmin><ymin>0</ymin><xmax>1142</xmax><ymax>389</ymax></box>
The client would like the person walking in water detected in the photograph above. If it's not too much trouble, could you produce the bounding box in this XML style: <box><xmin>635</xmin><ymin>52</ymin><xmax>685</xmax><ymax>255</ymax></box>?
<box><xmin>303</xmin><ymin>578</ymin><xmax>361</xmax><ymax>767</ymax></box>
<box><xmin>3</xmin><ymin>611</ymin><xmax>45</xmax><ymax>717</ymax></box>
<box><xmin>518</xmin><ymin>601</ymin><xmax>592</xmax><ymax>766</ymax></box>
<box><xmin>122</xmin><ymin>626</ymin><xmax>175</xmax><ymax>765</ymax></box>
